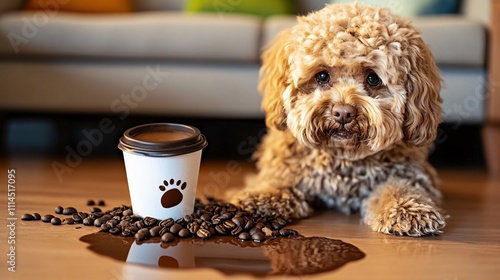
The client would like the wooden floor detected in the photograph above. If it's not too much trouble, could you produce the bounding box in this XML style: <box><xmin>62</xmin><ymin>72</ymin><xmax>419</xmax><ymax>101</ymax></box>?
<box><xmin>1</xmin><ymin>156</ymin><xmax>499</xmax><ymax>279</ymax></box>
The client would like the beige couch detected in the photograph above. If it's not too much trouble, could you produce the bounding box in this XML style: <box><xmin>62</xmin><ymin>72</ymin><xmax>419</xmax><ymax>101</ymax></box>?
<box><xmin>0</xmin><ymin>0</ymin><xmax>490</xmax><ymax>124</ymax></box>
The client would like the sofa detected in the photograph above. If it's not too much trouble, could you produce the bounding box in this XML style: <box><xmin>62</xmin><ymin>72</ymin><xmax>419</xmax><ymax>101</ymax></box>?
<box><xmin>0</xmin><ymin>0</ymin><xmax>491</xmax><ymax>165</ymax></box>
<box><xmin>0</xmin><ymin>0</ymin><xmax>490</xmax><ymax>124</ymax></box>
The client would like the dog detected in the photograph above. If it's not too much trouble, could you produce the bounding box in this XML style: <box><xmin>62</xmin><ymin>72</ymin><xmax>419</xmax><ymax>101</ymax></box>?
<box><xmin>232</xmin><ymin>2</ymin><xmax>447</xmax><ymax>236</ymax></box>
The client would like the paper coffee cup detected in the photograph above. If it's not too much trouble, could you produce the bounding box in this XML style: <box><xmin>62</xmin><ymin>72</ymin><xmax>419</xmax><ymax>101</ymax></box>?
<box><xmin>118</xmin><ymin>123</ymin><xmax>207</xmax><ymax>220</ymax></box>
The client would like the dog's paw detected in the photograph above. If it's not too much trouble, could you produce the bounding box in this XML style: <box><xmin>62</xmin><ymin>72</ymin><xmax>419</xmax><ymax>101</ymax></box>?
<box><xmin>232</xmin><ymin>187</ymin><xmax>312</xmax><ymax>220</ymax></box>
<box><xmin>363</xmin><ymin>194</ymin><xmax>446</xmax><ymax>237</ymax></box>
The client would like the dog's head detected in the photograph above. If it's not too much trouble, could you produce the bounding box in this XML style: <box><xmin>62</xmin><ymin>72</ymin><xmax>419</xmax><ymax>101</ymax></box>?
<box><xmin>260</xmin><ymin>3</ymin><xmax>442</xmax><ymax>159</ymax></box>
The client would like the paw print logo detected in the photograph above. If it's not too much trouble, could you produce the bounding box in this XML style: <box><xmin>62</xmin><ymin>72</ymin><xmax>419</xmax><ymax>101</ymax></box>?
<box><xmin>159</xmin><ymin>179</ymin><xmax>187</xmax><ymax>208</ymax></box>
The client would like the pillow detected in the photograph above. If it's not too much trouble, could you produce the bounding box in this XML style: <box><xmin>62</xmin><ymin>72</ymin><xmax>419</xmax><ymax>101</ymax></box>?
<box><xmin>25</xmin><ymin>0</ymin><xmax>134</xmax><ymax>13</ymax></box>
<box><xmin>186</xmin><ymin>0</ymin><xmax>295</xmax><ymax>18</ymax></box>
<box><xmin>333</xmin><ymin>0</ymin><xmax>460</xmax><ymax>17</ymax></box>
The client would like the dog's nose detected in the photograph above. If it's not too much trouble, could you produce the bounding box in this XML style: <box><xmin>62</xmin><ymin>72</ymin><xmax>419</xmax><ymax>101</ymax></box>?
<box><xmin>333</xmin><ymin>104</ymin><xmax>357</xmax><ymax>124</ymax></box>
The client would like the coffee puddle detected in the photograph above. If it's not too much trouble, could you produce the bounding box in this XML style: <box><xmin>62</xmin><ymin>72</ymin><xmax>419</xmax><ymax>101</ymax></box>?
<box><xmin>80</xmin><ymin>232</ymin><xmax>365</xmax><ymax>276</ymax></box>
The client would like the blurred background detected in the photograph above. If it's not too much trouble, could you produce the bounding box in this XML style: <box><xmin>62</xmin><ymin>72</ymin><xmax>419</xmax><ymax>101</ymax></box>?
<box><xmin>0</xmin><ymin>0</ymin><xmax>494</xmax><ymax>170</ymax></box>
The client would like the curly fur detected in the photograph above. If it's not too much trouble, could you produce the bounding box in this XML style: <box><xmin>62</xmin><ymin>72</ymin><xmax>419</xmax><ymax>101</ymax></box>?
<box><xmin>232</xmin><ymin>3</ymin><xmax>446</xmax><ymax>236</ymax></box>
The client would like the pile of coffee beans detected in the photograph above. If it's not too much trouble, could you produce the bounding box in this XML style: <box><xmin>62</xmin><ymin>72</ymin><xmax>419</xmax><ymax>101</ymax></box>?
<box><xmin>21</xmin><ymin>197</ymin><xmax>299</xmax><ymax>243</ymax></box>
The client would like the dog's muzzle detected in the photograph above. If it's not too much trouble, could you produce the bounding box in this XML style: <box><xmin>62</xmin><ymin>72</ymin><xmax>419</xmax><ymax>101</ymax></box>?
<box><xmin>331</xmin><ymin>104</ymin><xmax>357</xmax><ymax>140</ymax></box>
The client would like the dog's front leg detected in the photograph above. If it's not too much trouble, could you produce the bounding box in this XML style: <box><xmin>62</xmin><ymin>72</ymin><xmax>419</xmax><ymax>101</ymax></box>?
<box><xmin>361</xmin><ymin>180</ymin><xmax>446</xmax><ymax>236</ymax></box>
<box><xmin>231</xmin><ymin>175</ymin><xmax>312</xmax><ymax>220</ymax></box>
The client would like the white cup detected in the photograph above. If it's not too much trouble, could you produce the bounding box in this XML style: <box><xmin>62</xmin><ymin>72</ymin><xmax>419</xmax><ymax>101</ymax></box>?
<box><xmin>118</xmin><ymin>123</ymin><xmax>207</xmax><ymax>220</ymax></box>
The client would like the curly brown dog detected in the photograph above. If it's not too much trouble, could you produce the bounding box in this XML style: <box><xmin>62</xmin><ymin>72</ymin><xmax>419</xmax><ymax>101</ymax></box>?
<box><xmin>232</xmin><ymin>2</ymin><xmax>447</xmax><ymax>236</ymax></box>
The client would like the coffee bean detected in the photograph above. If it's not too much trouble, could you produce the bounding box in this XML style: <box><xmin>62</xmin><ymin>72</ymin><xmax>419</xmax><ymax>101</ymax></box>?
<box><xmin>183</xmin><ymin>215</ymin><xmax>193</xmax><ymax>223</ymax></box>
<box><xmin>215</xmin><ymin>224</ymin><xmax>227</xmax><ymax>235</ymax></box>
<box><xmin>51</xmin><ymin>217</ymin><xmax>62</xmax><ymax>225</ymax></box>
<box><xmin>278</xmin><ymin>228</ymin><xmax>298</xmax><ymax>237</ymax></box>
<box><xmin>275</xmin><ymin>217</ymin><xmax>287</xmax><ymax>227</ymax></box>
<box><xmin>91</xmin><ymin>207</ymin><xmax>102</xmax><ymax>213</ymax></box>
<box><xmin>32</xmin><ymin>213</ymin><xmax>41</xmax><ymax>220</ymax></box>
<box><xmin>42</xmin><ymin>214</ymin><xmax>54</xmax><ymax>223</ymax></box>
<box><xmin>22</xmin><ymin>213</ymin><xmax>34</xmax><ymax>221</ymax></box>
<box><xmin>169</xmin><ymin>223</ymin><xmax>183</xmax><ymax>235</ymax></box>
<box><xmin>248</xmin><ymin>227</ymin><xmax>261</xmax><ymax>236</ymax></box>
<box><xmin>187</xmin><ymin>223</ymin><xmax>199</xmax><ymax>234</ymax></box>
<box><xmin>178</xmin><ymin>228</ymin><xmax>191</xmax><ymax>238</ymax></box>
<box><xmin>134</xmin><ymin>220</ymin><xmax>145</xmax><ymax>229</ymax></box>
<box><xmin>159</xmin><ymin>226</ymin><xmax>169</xmax><ymax>237</ymax></box>
<box><xmin>55</xmin><ymin>206</ymin><xmax>64</xmax><ymax>214</ymax></box>
<box><xmin>70</xmin><ymin>214</ymin><xmax>81</xmax><ymax>223</ymax></box>
<box><xmin>119</xmin><ymin>220</ymin><xmax>131</xmax><ymax>229</ymax></box>
<box><xmin>149</xmin><ymin>226</ymin><xmax>162</xmax><ymax>237</ymax></box>
<box><xmin>143</xmin><ymin>217</ymin><xmax>158</xmax><ymax>226</ymax></box>
<box><xmin>200</xmin><ymin>213</ymin><xmax>211</xmax><ymax>221</ymax></box>
<box><xmin>121</xmin><ymin>228</ymin><xmax>133</xmax><ymax>237</ymax></box>
<box><xmin>223</xmin><ymin>220</ymin><xmax>236</xmax><ymax>230</ymax></box>
<box><xmin>238</xmin><ymin>232</ymin><xmax>251</xmax><ymax>241</ymax></box>
<box><xmin>211</xmin><ymin>217</ymin><xmax>221</xmax><ymax>225</ymax></box>
<box><xmin>161</xmin><ymin>232</ymin><xmax>176</xmax><ymax>243</ymax></box>
<box><xmin>109</xmin><ymin>227</ymin><xmax>121</xmax><ymax>235</ymax></box>
<box><xmin>271</xmin><ymin>222</ymin><xmax>282</xmax><ymax>230</ymax></box>
<box><xmin>90</xmin><ymin>212</ymin><xmax>104</xmax><ymax>219</ymax></box>
<box><xmin>87</xmin><ymin>199</ymin><xmax>96</xmax><ymax>206</ymax></box>
<box><xmin>159</xmin><ymin>218</ymin><xmax>174</xmax><ymax>228</ymax></box>
<box><xmin>106</xmin><ymin>219</ymin><xmax>118</xmax><ymax>227</ymax></box>
<box><xmin>252</xmin><ymin>232</ymin><xmax>266</xmax><ymax>242</ymax></box>
<box><xmin>94</xmin><ymin>217</ymin><xmax>107</xmax><ymax>227</ymax></box>
<box><xmin>83</xmin><ymin>217</ymin><xmax>95</xmax><ymax>226</ymax></box>
<box><xmin>231</xmin><ymin>226</ymin><xmax>243</xmax><ymax>236</ymax></box>
<box><xmin>122</xmin><ymin>209</ymin><xmax>133</xmax><ymax>216</ymax></box>
<box><xmin>243</xmin><ymin>220</ymin><xmax>254</xmax><ymax>231</ymax></box>
<box><xmin>103</xmin><ymin>214</ymin><xmax>113</xmax><ymax>220</ymax></box>
<box><xmin>209</xmin><ymin>227</ymin><xmax>216</xmax><ymax>237</ymax></box>
<box><xmin>63</xmin><ymin>207</ymin><xmax>77</xmax><ymax>215</ymax></box>
<box><xmin>111</xmin><ymin>210</ymin><xmax>122</xmax><ymax>217</ymax></box>
<box><xmin>232</xmin><ymin>216</ymin><xmax>244</xmax><ymax>227</ymax></box>
<box><xmin>129</xmin><ymin>224</ymin><xmax>139</xmax><ymax>233</ymax></box>
<box><xmin>65</xmin><ymin>218</ymin><xmax>75</xmax><ymax>225</ymax></box>
<box><xmin>196</xmin><ymin>228</ymin><xmax>211</xmax><ymax>239</ymax></box>
<box><xmin>137</xmin><ymin>228</ymin><xmax>150</xmax><ymax>239</ymax></box>
<box><xmin>200</xmin><ymin>221</ymin><xmax>212</xmax><ymax>230</ymax></box>
<box><xmin>78</xmin><ymin>212</ymin><xmax>89</xmax><ymax>220</ymax></box>
<box><xmin>101</xmin><ymin>223</ymin><xmax>111</xmax><ymax>232</ymax></box>
<box><xmin>135</xmin><ymin>232</ymin><xmax>146</xmax><ymax>241</ymax></box>
<box><xmin>220</xmin><ymin>212</ymin><xmax>232</xmax><ymax>220</ymax></box>
<box><xmin>98</xmin><ymin>200</ymin><xmax>106</xmax><ymax>206</ymax></box>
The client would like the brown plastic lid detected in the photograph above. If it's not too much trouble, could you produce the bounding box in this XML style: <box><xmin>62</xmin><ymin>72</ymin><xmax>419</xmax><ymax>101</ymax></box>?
<box><xmin>118</xmin><ymin>123</ymin><xmax>207</xmax><ymax>157</ymax></box>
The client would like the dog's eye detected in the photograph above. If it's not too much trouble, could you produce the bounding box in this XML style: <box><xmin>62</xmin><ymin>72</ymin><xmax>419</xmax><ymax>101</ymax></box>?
<box><xmin>366</xmin><ymin>72</ymin><xmax>382</xmax><ymax>87</ymax></box>
<box><xmin>315</xmin><ymin>71</ymin><xmax>330</xmax><ymax>86</ymax></box>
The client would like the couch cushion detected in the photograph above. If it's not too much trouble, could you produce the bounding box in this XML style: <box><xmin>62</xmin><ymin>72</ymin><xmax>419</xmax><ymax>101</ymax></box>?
<box><xmin>262</xmin><ymin>15</ymin><xmax>486</xmax><ymax>67</ymax></box>
<box><xmin>412</xmin><ymin>16</ymin><xmax>486</xmax><ymax>67</ymax></box>
<box><xmin>0</xmin><ymin>11</ymin><xmax>261</xmax><ymax>61</ymax></box>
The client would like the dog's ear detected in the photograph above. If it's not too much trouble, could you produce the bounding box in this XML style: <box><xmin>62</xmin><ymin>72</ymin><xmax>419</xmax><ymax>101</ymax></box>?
<box><xmin>403</xmin><ymin>37</ymin><xmax>442</xmax><ymax>146</ymax></box>
<box><xmin>259</xmin><ymin>29</ymin><xmax>292</xmax><ymax>130</ymax></box>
